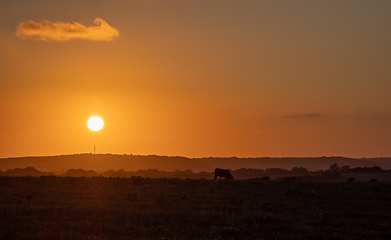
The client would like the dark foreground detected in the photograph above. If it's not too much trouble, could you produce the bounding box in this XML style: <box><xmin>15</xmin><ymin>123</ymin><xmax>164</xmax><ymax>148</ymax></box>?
<box><xmin>1</xmin><ymin>177</ymin><xmax>391</xmax><ymax>240</ymax></box>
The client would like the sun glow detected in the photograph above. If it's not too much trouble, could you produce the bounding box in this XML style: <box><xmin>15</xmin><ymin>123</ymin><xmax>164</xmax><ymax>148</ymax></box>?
<box><xmin>88</xmin><ymin>116</ymin><xmax>104</xmax><ymax>131</ymax></box>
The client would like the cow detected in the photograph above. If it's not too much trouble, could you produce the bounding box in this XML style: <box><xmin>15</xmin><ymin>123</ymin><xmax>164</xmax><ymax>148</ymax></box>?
<box><xmin>369</xmin><ymin>178</ymin><xmax>377</xmax><ymax>183</ymax></box>
<box><xmin>347</xmin><ymin>178</ymin><xmax>355</xmax><ymax>182</ymax></box>
<box><xmin>214</xmin><ymin>168</ymin><xmax>234</xmax><ymax>180</ymax></box>
<box><xmin>260</xmin><ymin>176</ymin><xmax>270</xmax><ymax>181</ymax></box>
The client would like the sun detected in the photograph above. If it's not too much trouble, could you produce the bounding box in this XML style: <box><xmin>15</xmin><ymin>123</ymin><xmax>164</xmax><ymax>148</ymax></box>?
<box><xmin>88</xmin><ymin>116</ymin><xmax>104</xmax><ymax>131</ymax></box>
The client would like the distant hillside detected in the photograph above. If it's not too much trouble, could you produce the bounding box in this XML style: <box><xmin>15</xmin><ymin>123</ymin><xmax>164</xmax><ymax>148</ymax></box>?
<box><xmin>0</xmin><ymin>166</ymin><xmax>52</xmax><ymax>177</ymax></box>
<box><xmin>0</xmin><ymin>154</ymin><xmax>390</xmax><ymax>173</ymax></box>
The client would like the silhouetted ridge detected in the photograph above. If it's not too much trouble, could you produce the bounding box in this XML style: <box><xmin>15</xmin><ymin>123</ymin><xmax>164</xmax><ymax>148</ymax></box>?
<box><xmin>1</xmin><ymin>154</ymin><xmax>390</xmax><ymax>173</ymax></box>
<box><xmin>0</xmin><ymin>166</ymin><xmax>50</xmax><ymax>177</ymax></box>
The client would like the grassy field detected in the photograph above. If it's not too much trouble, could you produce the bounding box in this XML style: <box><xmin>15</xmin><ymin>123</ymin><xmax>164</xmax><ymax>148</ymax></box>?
<box><xmin>1</xmin><ymin>176</ymin><xmax>391</xmax><ymax>240</ymax></box>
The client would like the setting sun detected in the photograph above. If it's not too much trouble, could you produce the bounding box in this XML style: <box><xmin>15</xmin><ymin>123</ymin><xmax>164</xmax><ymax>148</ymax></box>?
<box><xmin>1</xmin><ymin>0</ymin><xmax>391</xmax><ymax>159</ymax></box>
<box><xmin>88</xmin><ymin>117</ymin><xmax>104</xmax><ymax>131</ymax></box>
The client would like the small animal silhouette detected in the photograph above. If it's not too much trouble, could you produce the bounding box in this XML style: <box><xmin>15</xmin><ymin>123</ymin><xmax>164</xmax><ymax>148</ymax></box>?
<box><xmin>214</xmin><ymin>168</ymin><xmax>234</xmax><ymax>180</ymax></box>
<box><xmin>260</xmin><ymin>176</ymin><xmax>270</xmax><ymax>181</ymax></box>
<box><xmin>347</xmin><ymin>178</ymin><xmax>355</xmax><ymax>182</ymax></box>
<box><xmin>369</xmin><ymin>178</ymin><xmax>377</xmax><ymax>182</ymax></box>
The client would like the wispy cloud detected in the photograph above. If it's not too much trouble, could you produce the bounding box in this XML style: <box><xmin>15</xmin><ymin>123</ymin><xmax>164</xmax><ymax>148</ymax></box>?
<box><xmin>16</xmin><ymin>18</ymin><xmax>119</xmax><ymax>42</ymax></box>
<box><xmin>282</xmin><ymin>113</ymin><xmax>322</xmax><ymax>119</ymax></box>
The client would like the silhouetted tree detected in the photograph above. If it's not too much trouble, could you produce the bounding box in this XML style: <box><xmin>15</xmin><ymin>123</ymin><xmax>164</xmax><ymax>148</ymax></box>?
<box><xmin>341</xmin><ymin>165</ymin><xmax>350</xmax><ymax>171</ymax></box>
<box><xmin>265</xmin><ymin>168</ymin><xmax>290</xmax><ymax>175</ymax></box>
<box><xmin>329</xmin><ymin>163</ymin><xmax>340</xmax><ymax>173</ymax></box>
<box><xmin>371</xmin><ymin>166</ymin><xmax>382</xmax><ymax>172</ymax></box>
<box><xmin>291</xmin><ymin>167</ymin><xmax>308</xmax><ymax>175</ymax></box>
<box><xmin>322</xmin><ymin>163</ymin><xmax>341</xmax><ymax>179</ymax></box>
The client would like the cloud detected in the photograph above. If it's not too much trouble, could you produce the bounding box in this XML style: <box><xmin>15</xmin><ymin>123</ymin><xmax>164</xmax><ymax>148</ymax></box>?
<box><xmin>282</xmin><ymin>113</ymin><xmax>322</xmax><ymax>119</ymax></box>
<box><xmin>16</xmin><ymin>18</ymin><xmax>119</xmax><ymax>41</ymax></box>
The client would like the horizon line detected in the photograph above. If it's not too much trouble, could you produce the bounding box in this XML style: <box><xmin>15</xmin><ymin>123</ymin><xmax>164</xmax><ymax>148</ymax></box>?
<box><xmin>1</xmin><ymin>153</ymin><xmax>390</xmax><ymax>160</ymax></box>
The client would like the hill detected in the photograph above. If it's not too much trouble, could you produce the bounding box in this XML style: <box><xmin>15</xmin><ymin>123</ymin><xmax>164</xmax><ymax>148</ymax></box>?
<box><xmin>0</xmin><ymin>166</ymin><xmax>52</xmax><ymax>177</ymax></box>
<box><xmin>1</xmin><ymin>154</ymin><xmax>390</xmax><ymax>173</ymax></box>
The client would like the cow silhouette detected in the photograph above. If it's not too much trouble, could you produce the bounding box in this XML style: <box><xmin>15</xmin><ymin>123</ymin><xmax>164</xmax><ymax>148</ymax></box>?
<box><xmin>214</xmin><ymin>168</ymin><xmax>234</xmax><ymax>179</ymax></box>
<box><xmin>261</xmin><ymin>176</ymin><xmax>270</xmax><ymax>181</ymax></box>
<box><xmin>347</xmin><ymin>178</ymin><xmax>355</xmax><ymax>182</ymax></box>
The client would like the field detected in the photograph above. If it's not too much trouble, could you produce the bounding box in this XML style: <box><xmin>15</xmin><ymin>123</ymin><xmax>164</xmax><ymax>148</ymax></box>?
<box><xmin>1</xmin><ymin>177</ymin><xmax>391</xmax><ymax>240</ymax></box>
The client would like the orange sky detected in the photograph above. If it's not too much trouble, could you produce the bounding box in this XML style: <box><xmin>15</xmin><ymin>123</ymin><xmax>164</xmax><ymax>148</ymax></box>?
<box><xmin>1</xmin><ymin>0</ymin><xmax>391</xmax><ymax>158</ymax></box>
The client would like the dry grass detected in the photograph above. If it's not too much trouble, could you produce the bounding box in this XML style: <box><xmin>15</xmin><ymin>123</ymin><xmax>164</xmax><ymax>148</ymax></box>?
<box><xmin>1</xmin><ymin>176</ymin><xmax>391</xmax><ymax>239</ymax></box>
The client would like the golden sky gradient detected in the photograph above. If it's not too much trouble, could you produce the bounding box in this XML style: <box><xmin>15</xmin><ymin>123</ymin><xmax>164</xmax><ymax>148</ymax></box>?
<box><xmin>1</xmin><ymin>0</ymin><xmax>391</xmax><ymax>158</ymax></box>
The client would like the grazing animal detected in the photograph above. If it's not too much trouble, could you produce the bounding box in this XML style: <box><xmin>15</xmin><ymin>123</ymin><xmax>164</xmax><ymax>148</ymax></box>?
<box><xmin>369</xmin><ymin>178</ymin><xmax>377</xmax><ymax>182</ymax></box>
<box><xmin>261</xmin><ymin>176</ymin><xmax>270</xmax><ymax>181</ymax></box>
<box><xmin>214</xmin><ymin>168</ymin><xmax>234</xmax><ymax>180</ymax></box>
<box><xmin>283</xmin><ymin>177</ymin><xmax>296</xmax><ymax>181</ymax></box>
<box><xmin>347</xmin><ymin>178</ymin><xmax>355</xmax><ymax>182</ymax></box>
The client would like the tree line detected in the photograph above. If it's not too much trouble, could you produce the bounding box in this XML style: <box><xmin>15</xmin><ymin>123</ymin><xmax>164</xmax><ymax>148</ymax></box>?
<box><xmin>1</xmin><ymin>163</ymin><xmax>389</xmax><ymax>179</ymax></box>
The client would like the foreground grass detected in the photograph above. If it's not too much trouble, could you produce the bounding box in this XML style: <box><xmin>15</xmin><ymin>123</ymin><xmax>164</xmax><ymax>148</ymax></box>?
<box><xmin>1</xmin><ymin>177</ymin><xmax>391</xmax><ymax>239</ymax></box>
